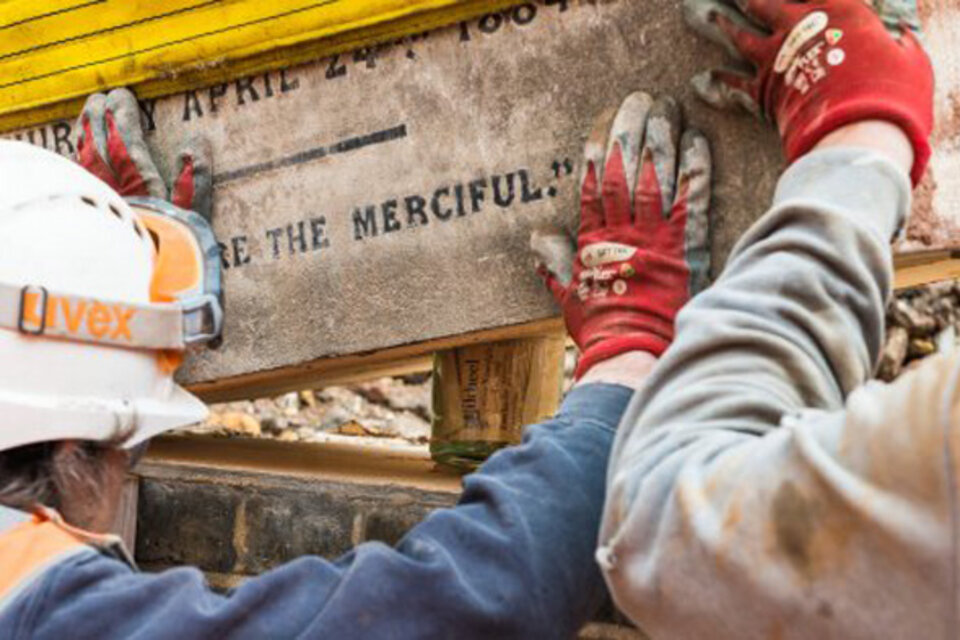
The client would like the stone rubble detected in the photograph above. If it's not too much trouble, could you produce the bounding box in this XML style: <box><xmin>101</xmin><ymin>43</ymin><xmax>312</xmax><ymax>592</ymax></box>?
<box><xmin>187</xmin><ymin>348</ymin><xmax>580</xmax><ymax>444</ymax></box>
<box><xmin>189</xmin><ymin>374</ymin><xmax>434</xmax><ymax>444</ymax></box>
<box><xmin>879</xmin><ymin>281</ymin><xmax>960</xmax><ymax>382</ymax></box>
<box><xmin>195</xmin><ymin>278</ymin><xmax>960</xmax><ymax>444</ymax></box>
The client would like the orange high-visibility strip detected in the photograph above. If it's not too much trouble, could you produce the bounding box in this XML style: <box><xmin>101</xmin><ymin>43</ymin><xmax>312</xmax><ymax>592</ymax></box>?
<box><xmin>0</xmin><ymin>518</ymin><xmax>88</xmax><ymax>609</ymax></box>
<box><xmin>0</xmin><ymin>0</ymin><xmax>524</xmax><ymax>133</ymax></box>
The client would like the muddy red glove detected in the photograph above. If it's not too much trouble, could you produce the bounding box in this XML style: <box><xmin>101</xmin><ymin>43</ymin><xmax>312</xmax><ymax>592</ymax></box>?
<box><xmin>76</xmin><ymin>88</ymin><xmax>213</xmax><ymax>218</ymax></box>
<box><xmin>685</xmin><ymin>0</ymin><xmax>933</xmax><ymax>184</ymax></box>
<box><xmin>75</xmin><ymin>88</ymin><xmax>223</xmax><ymax>354</ymax></box>
<box><xmin>533</xmin><ymin>93</ymin><xmax>712</xmax><ymax>379</ymax></box>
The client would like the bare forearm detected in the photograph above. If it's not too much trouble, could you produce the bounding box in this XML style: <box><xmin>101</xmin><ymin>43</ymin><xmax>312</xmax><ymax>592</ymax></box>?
<box><xmin>576</xmin><ymin>352</ymin><xmax>658</xmax><ymax>393</ymax></box>
<box><xmin>815</xmin><ymin>119</ymin><xmax>914</xmax><ymax>176</ymax></box>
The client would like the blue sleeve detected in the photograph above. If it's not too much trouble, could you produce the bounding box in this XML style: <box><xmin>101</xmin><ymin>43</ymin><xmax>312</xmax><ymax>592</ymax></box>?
<box><xmin>26</xmin><ymin>384</ymin><xmax>633</xmax><ymax>640</ymax></box>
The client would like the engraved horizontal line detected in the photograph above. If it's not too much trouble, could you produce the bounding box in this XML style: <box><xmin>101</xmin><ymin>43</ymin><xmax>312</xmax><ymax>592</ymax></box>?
<box><xmin>214</xmin><ymin>124</ymin><xmax>409</xmax><ymax>185</ymax></box>
<box><xmin>0</xmin><ymin>0</ymin><xmax>340</xmax><ymax>90</ymax></box>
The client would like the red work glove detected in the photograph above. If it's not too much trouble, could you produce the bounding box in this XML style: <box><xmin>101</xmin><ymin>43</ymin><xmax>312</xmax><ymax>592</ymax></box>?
<box><xmin>685</xmin><ymin>0</ymin><xmax>934</xmax><ymax>184</ymax></box>
<box><xmin>532</xmin><ymin>93</ymin><xmax>713</xmax><ymax>379</ymax></box>
<box><xmin>75</xmin><ymin>88</ymin><xmax>222</xmax><ymax>359</ymax></box>
<box><xmin>75</xmin><ymin>88</ymin><xmax>213</xmax><ymax>218</ymax></box>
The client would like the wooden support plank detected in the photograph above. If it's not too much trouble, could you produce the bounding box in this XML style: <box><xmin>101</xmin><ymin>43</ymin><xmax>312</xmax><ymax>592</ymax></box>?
<box><xmin>894</xmin><ymin>250</ymin><xmax>960</xmax><ymax>290</ymax></box>
<box><xmin>188</xmin><ymin>318</ymin><xmax>563</xmax><ymax>402</ymax></box>
<box><xmin>143</xmin><ymin>434</ymin><xmax>464</xmax><ymax>493</ymax></box>
<box><xmin>431</xmin><ymin>331</ymin><xmax>566</xmax><ymax>469</ymax></box>
<box><xmin>6</xmin><ymin>0</ymin><xmax>960</xmax><ymax>399</ymax></box>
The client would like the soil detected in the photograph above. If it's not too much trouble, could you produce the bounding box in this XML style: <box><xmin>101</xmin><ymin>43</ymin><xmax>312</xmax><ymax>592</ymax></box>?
<box><xmin>879</xmin><ymin>280</ymin><xmax>960</xmax><ymax>381</ymax></box>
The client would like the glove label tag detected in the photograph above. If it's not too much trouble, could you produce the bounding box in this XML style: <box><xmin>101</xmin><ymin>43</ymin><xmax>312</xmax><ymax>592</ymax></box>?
<box><xmin>774</xmin><ymin>11</ymin><xmax>829</xmax><ymax>74</ymax></box>
<box><xmin>581</xmin><ymin>242</ymin><xmax>637</xmax><ymax>267</ymax></box>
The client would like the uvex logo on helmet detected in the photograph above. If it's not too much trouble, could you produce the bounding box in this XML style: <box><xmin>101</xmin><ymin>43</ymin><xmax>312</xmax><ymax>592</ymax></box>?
<box><xmin>21</xmin><ymin>291</ymin><xmax>136</xmax><ymax>342</ymax></box>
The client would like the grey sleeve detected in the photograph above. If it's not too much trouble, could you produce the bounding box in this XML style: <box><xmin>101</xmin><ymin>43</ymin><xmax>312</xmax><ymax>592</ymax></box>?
<box><xmin>598</xmin><ymin>148</ymin><xmax>959</xmax><ymax>639</ymax></box>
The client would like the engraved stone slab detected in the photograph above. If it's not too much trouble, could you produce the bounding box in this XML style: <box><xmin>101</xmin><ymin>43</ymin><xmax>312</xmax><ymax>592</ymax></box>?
<box><xmin>7</xmin><ymin>0</ymin><xmax>959</xmax><ymax>386</ymax></box>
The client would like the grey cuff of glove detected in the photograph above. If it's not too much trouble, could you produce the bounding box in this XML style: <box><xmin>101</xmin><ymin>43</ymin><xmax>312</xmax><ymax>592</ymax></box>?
<box><xmin>774</xmin><ymin>147</ymin><xmax>913</xmax><ymax>244</ymax></box>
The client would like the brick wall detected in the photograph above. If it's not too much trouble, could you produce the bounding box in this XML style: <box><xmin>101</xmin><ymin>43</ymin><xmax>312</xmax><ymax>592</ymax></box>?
<box><xmin>135</xmin><ymin>460</ymin><xmax>642</xmax><ymax>638</ymax></box>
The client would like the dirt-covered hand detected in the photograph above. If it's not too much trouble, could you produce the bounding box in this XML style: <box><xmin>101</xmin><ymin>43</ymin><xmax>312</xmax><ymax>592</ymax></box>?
<box><xmin>75</xmin><ymin>88</ymin><xmax>213</xmax><ymax>219</ymax></box>
<box><xmin>684</xmin><ymin>0</ymin><xmax>934</xmax><ymax>184</ymax></box>
<box><xmin>533</xmin><ymin>92</ymin><xmax>712</xmax><ymax>379</ymax></box>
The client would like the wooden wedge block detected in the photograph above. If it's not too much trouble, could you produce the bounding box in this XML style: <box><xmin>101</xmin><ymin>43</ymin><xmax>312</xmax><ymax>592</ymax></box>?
<box><xmin>431</xmin><ymin>332</ymin><xmax>566</xmax><ymax>469</ymax></box>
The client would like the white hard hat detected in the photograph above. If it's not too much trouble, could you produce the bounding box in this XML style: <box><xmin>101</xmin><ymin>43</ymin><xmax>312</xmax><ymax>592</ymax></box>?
<box><xmin>0</xmin><ymin>140</ymin><xmax>222</xmax><ymax>451</ymax></box>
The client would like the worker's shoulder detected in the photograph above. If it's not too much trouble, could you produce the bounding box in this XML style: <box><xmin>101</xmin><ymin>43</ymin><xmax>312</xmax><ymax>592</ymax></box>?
<box><xmin>0</xmin><ymin>512</ymin><xmax>99</xmax><ymax>614</ymax></box>
<box><xmin>5</xmin><ymin>549</ymin><xmax>219</xmax><ymax>638</ymax></box>
<box><xmin>0</xmin><ymin>508</ymin><xmax>215</xmax><ymax>637</ymax></box>
<box><xmin>0</xmin><ymin>541</ymin><xmax>110</xmax><ymax>637</ymax></box>
<box><xmin>0</xmin><ymin>507</ymin><xmax>137</xmax><ymax>616</ymax></box>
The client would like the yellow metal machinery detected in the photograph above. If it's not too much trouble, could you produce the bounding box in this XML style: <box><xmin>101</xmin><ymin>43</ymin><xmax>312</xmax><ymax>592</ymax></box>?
<box><xmin>0</xmin><ymin>0</ymin><xmax>522</xmax><ymax>131</ymax></box>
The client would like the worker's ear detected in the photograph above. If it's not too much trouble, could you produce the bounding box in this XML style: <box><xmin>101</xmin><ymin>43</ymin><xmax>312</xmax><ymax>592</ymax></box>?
<box><xmin>52</xmin><ymin>441</ymin><xmax>129</xmax><ymax>532</ymax></box>
<box><xmin>52</xmin><ymin>440</ymin><xmax>128</xmax><ymax>481</ymax></box>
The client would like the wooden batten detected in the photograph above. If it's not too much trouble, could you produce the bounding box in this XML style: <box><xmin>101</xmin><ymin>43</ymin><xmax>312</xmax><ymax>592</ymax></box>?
<box><xmin>431</xmin><ymin>332</ymin><xmax>566</xmax><ymax>468</ymax></box>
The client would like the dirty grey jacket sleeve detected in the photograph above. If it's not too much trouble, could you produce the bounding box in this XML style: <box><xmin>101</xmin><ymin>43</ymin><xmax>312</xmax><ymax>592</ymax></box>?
<box><xmin>598</xmin><ymin>148</ymin><xmax>959</xmax><ymax>640</ymax></box>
